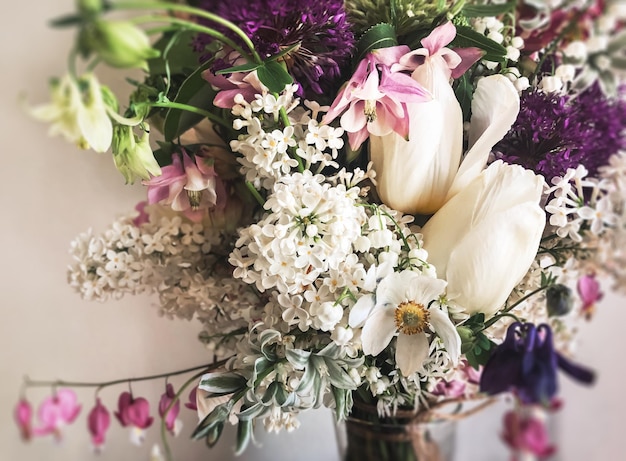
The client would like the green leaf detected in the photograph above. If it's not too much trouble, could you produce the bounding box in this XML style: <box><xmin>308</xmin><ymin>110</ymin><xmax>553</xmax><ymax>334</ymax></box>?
<box><xmin>205</xmin><ymin>423</ymin><xmax>225</xmax><ymax>448</ymax></box>
<box><xmin>235</xmin><ymin>419</ymin><xmax>254</xmax><ymax>455</ymax></box>
<box><xmin>295</xmin><ymin>362</ymin><xmax>317</xmax><ymax>394</ymax></box>
<box><xmin>216</xmin><ymin>61</ymin><xmax>262</xmax><ymax>75</ymax></box>
<box><xmin>355</xmin><ymin>23</ymin><xmax>399</xmax><ymax>63</ymax></box>
<box><xmin>285</xmin><ymin>348</ymin><xmax>311</xmax><ymax>370</ymax></box>
<box><xmin>461</xmin><ymin>1</ymin><xmax>517</xmax><ymax>18</ymax></box>
<box><xmin>238</xmin><ymin>402</ymin><xmax>268</xmax><ymax>421</ymax></box>
<box><xmin>49</xmin><ymin>13</ymin><xmax>84</xmax><ymax>28</ymax></box>
<box><xmin>148</xmin><ymin>30</ymin><xmax>200</xmax><ymax>76</ymax></box>
<box><xmin>324</xmin><ymin>358</ymin><xmax>357</xmax><ymax>390</ymax></box>
<box><xmin>199</xmin><ymin>372</ymin><xmax>247</xmax><ymax>395</ymax></box>
<box><xmin>454</xmin><ymin>73</ymin><xmax>474</xmax><ymax>122</ymax></box>
<box><xmin>261</xmin><ymin>382</ymin><xmax>279</xmax><ymax>404</ymax></box>
<box><xmin>256</xmin><ymin>61</ymin><xmax>294</xmax><ymax>94</ymax></box>
<box><xmin>452</xmin><ymin>26</ymin><xmax>507</xmax><ymax>62</ymax></box>
<box><xmin>274</xmin><ymin>383</ymin><xmax>294</xmax><ymax>406</ymax></box>
<box><xmin>191</xmin><ymin>400</ymin><xmax>233</xmax><ymax>440</ymax></box>
<box><xmin>162</xmin><ymin>60</ymin><xmax>217</xmax><ymax>141</ymax></box>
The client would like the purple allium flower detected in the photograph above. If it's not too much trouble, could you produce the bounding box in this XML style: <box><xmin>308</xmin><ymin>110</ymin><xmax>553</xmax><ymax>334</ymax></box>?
<box><xmin>480</xmin><ymin>323</ymin><xmax>594</xmax><ymax>405</ymax></box>
<box><xmin>494</xmin><ymin>83</ymin><xmax>626</xmax><ymax>179</ymax></box>
<box><xmin>194</xmin><ymin>0</ymin><xmax>355</xmax><ymax>98</ymax></box>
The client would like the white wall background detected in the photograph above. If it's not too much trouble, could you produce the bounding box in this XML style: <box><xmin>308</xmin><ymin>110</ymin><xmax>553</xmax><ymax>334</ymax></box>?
<box><xmin>0</xmin><ymin>1</ymin><xmax>623</xmax><ymax>460</ymax></box>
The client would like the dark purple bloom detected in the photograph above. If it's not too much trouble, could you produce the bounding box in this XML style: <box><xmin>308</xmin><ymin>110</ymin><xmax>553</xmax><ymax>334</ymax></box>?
<box><xmin>480</xmin><ymin>323</ymin><xmax>594</xmax><ymax>404</ymax></box>
<box><xmin>494</xmin><ymin>83</ymin><xmax>626</xmax><ymax>179</ymax></box>
<box><xmin>194</xmin><ymin>0</ymin><xmax>355</xmax><ymax>98</ymax></box>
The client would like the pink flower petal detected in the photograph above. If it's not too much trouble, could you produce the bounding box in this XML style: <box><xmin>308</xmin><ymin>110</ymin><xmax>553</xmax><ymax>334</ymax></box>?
<box><xmin>421</xmin><ymin>21</ymin><xmax>457</xmax><ymax>55</ymax></box>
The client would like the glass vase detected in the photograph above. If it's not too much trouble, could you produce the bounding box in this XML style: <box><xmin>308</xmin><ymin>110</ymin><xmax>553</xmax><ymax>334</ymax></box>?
<box><xmin>335</xmin><ymin>402</ymin><xmax>456</xmax><ymax>461</ymax></box>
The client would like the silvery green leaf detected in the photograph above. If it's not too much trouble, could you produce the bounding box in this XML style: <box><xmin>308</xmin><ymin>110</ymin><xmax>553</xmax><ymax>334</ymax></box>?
<box><xmin>295</xmin><ymin>362</ymin><xmax>317</xmax><ymax>394</ymax></box>
<box><xmin>191</xmin><ymin>400</ymin><xmax>233</xmax><ymax>439</ymax></box>
<box><xmin>205</xmin><ymin>422</ymin><xmax>225</xmax><ymax>448</ymax></box>
<box><xmin>332</xmin><ymin>387</ymin><xmax>347</xmax><ymax>421</ymax></box>
<box><xmin>611</xmin><ymin>56</ymin><xmax>626</xmax><ymax>70</ymax></box>
<box><xmin>325</xmin><ymin>359</ymin><xmax>357</xmax><ymax>390</ymax></box>
<box><xmin>285</xmin><ymin>348</ymin><xmax>311</xmax><ymax>370</ymax></box>
<box><xmin>253</xmin><ymin>357</ymin><xmax>272</xmax><ymax>380</ymax></box>
<box><xmin>274</xmin><ymin>384</ymin><xmax>295</xmax><ymax>406</ymax></box>
<box><xmin>199</xmin><ymin>372</ymin><xmax>247</xmax><ymax>396</ymax></box>
<box><xmin>259</xmin><ymin>330</ymin><xmax>280</xmax><ymax>360</ymax></box>
<box><xmin>261</xmin><ymin>382</ymin><xmax>278</xmax><ymax>404</ymax></box>
<box><xmin>317</xmin><ymin>342</ymin><xmax>340</xmax><ymax>359</ymax></box>
<box><xmin>313</xmin><ymin>373</ymin><xmax>324</xmax><ymax>408</ymax></box>
<box><xmin>238</xmin><ymin>402</ymin><xmax>269</xmax><ymax>421</ymax></box>
<box><xmin>608</xmin><ymin>30</ymin><xmax>626</xmax><ymax>55</ymax></box>
<box><xmin>235</xmin><ymin>419</ymin><xmax>254</xmax><ymax>455</ymax></box>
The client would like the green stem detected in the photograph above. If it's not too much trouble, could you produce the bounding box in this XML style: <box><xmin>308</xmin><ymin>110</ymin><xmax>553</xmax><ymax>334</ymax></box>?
<box><xmin>23</xmin><ymin>359</ymin><xmax>229</xmax><ymax>391</ymax></box>
<box><xmin>110</xmin><ymin>1</ymin><xmax>262</xmax><ymax>63</ymax></box>
<box><xmin>160</xmin><ymin>368</ymin><xmax>210</xmax><ymax>461</ymax></box>
<box><xmin>149</xmin><ymin>101</ymin><xmax>232</xmax><ymax>131</ymax></box>
<box><xmin>277</xmin><ymin>105</ymin><xmax>304</xmax><ymax>172</ymax></box>
<box><xmin>482</xmin><ymin>312</ymin><xmax>522</xmax><ymax>330</ymax></box>
<box><xmin>246</xmin><ymin>181</ymin><xmax>266</xmax><ymax>206</ymax></box>
<box><xmin>130</xmin><ymin>15</ymin><xmax>253</xmax><ymax>63</ymax></box>
<box><xmin>501</xmin><ymin>285</ymin><xmax>551</xmax><ymax>315</ymax></box>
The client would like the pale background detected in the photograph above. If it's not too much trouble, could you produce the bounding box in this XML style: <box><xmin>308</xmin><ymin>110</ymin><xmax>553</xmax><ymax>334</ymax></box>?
<box><xmin>0</xmin><ymin>1</ymin><xmax>623</xmax><ymax>460</ymax></box>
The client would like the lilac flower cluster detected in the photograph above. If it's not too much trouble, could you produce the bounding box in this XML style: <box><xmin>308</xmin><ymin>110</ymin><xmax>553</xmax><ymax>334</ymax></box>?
<box><xmin>195</xmin><ymin>0</ymin><xmax>355</xmax><ymax>97</ymax></box>
<box><xmin>495</xmin><ymin>84</ymin><xmax>626</xmax><ymax>179</ymax></box>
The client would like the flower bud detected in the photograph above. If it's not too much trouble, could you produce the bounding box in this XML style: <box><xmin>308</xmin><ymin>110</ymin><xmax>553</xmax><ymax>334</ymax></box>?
<box><xmin>87</xmin><ymin>398</ymin><xmax>110</xmax><ymax>451</ymax></box>
<box><xmin>546</xmin><ymin>284</ymin><xmax>573</xmax><ymax>317</ymax></box>
<box><xmin>112</xmin><ymin>125</ymin><xmax>161</xmax><ymax>184</ymax></box>
<box><xmin>83</xmin><ymin>21</ymin><xmax>160</xmax><ymax>70</ymax></box>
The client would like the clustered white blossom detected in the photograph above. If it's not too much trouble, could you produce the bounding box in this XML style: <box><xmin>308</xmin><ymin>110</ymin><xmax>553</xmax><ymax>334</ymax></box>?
<box><xmin>67</xmin><ymin>204</ymin><xmax>261</xmax><ymax>356</ymax></box>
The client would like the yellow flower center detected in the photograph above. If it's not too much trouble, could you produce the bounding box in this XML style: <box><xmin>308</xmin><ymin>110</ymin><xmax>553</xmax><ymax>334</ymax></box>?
<box><xmin>394</xmin><ymin>301</ymin><xmax>430</xmax><ymax>335</ymax></box>
<box><xmin>364</xmin><ymin>100</ymin><xmax>377</xmax><ymax>123</ymax></box>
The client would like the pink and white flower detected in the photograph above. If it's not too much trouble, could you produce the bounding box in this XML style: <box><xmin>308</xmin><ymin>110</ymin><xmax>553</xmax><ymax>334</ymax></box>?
<box><xmin>33</xmin><ymin>389</ymin><xmax>81</xmax><ymax>440</ymax></box>
<box><xmin>115</xmin><ymin>391</ymin><xmax>154</xmax><ymax>445</ymax></box>
<box><xmin>158</xmin><ymin>384</ymin><xmax>182</xmax><ymax>436</ymax></box>
<box><xmin>87</xmin><ymin>398</ymin><xmax>111</xmax><ymax>452</ymax></box>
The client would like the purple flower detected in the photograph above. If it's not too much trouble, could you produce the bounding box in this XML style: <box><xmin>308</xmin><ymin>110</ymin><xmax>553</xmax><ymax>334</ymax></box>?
<box><xmin>87</xmin><ymin>398</ymin><xmax>111</xmax><ymax>451</ymax></box>
<box><xmin>494</xmin><ymin>83</ymin><xmax>626</xmax><ymax>179</ymax></box>
<box><xmin>480</xmin><ymin>323</ymin><xmax>594</xmax><ymax>404</ymax></box>
<box><xmin>194</xmin><ymin>0</ymin><xmax>354</xmax><ymax>98</ymax></box>
<box><xmin>115</xmin><ymin>391</ymin><xmax>154</xmax><ymax>445</ymax></box>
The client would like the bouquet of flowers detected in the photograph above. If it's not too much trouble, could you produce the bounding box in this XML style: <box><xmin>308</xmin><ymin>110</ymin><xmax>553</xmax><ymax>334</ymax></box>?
<box><xmin>16</xmin><ymin>0</ymin><xmax>626</xmax><ymax>459</ymax></box>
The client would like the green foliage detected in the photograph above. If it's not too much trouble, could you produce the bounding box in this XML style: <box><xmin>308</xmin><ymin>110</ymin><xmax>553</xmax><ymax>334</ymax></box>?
<box><xmin>461</xmin><ymin>0</ymin><xmax>517</xmax><ymax>18</ymax></box>
<box><xmin>459</xmin><ymin>314</ymin><xmax>496</xmax><ymax>369</ymax></box>
<box><xmin>355</xmin><ymin>23</ymin><xmax>399</xmax><ymax>62</ymax></box>
<box><xmin>199</xmin><ymin>372</ymin><xmax>248</xmax><ymax>396</ymax></box>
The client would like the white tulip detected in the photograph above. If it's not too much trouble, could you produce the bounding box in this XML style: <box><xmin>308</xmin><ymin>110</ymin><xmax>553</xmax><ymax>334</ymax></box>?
<box><xmin>370</xmin><ymin>73</ymin><xmax>520</xmax><ymax>215</ymax></box>
<box><xmin>421</xmin><ymin>161</ymin><xmax>546</xmax><ymax>316</ymax></box>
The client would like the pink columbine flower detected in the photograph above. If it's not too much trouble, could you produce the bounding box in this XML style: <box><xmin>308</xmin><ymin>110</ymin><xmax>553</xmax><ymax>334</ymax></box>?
<box><xmin>115</xmin><ymin>391</ymin><xmax>154</xmax><ymax>445</ymax></box>
<box><xmin>577</xmin><ymin>273</ymin><xmax>603</xmax><ymax>320</ymax></box>
<box><xmin>324</xmin><ymin>46</ymin><xmax>430</xmax><ymax>150</ymax></box>
<box><xmin>502</xmin><ymin>408</ymin><xmax>556</xmax><ymax>460</ymax></box>
<box><xmin>144</xmin><ymin>150</ymin><xmax>226</xmax><ymax>223</ymax></box>
<box><xmin>184</xmin><ymin>387</ymin><xmax>198</xmax><ymax>411</ymax></box>
<box><xmin>432</xmin><ymin>379</ymin><xmax>466</xmax><ymax>398</ymax></box>
<box><xmin>158</xmin><ymin>384</ymin><xmax>182</xmax><ymax>436</ymax></box>
<box><xmin>87</xmin><ymin>398</ymin><xmax>111</xmax><ymax>452</ymax></box>
<box><xmin>14</xmin><ymin>398</ymin><xmax>33</xmax><ymax>441</ymax></box>
<box><xmin>33</xmin><ymin>389</ymin><xmax>81</xmax><ymax>440</ymax></box>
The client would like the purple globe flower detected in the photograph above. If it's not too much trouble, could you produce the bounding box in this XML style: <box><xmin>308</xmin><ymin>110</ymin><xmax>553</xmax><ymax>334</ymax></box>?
<box><xmin>494</xmin><ymin>83</ymin><xmax>626</xmax><ymax>179</ymax></box>
<box><xmin>480</xmin><ymin>323</ymin><xmax>594</xmax><ymax>405</ymax></box>
<box><xmin>194</xmin><ymin>0</ymin><xmax>355</xmax><ymax>98</ymax></box>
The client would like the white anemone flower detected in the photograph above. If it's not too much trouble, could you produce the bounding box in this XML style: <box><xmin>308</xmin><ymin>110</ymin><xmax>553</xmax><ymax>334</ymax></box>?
<box><xmin>356</xmin><ymin>270</ymin><xmax>460</xmax><ymax>376</ymax></box>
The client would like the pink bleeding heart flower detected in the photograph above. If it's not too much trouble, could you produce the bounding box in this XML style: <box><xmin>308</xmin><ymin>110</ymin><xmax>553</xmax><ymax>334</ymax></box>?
<box><xmin>87</xmin><ymin>398</ymin><xmax>111</xmax><ymax>452</ymax></box>
<box><xmin>185</xmin><ymin>387</ymin><xmax>198</xmax><ymax>411</ymax></box>
<box><xmin>502</xmin><ymin>407</ymin><xmax>556</xmax><ymax>460</ymax></box>
<box><xmin>33</xmin><ymin>389</ymin><xmax>81</xmax><ymax>440</ymax></box>
<box><xmin>324</xmin><ymin>46</ymin><xmax>430</xmax><ymax>150</ymax></box>
<box><xmin>577</xmin><ymin>273</ymin><xmax>603</xmax><ymax>320</ymax></box>
<box><xmin>158</xmin><ymin>384</ymin><xmax>182</xmax><ymax>436</ymax></box>
<box><xmin>144</xmin><ymin>150</ymin><xmax>226</xmax><ymax>223</ymax></box>
<box><xmin>115</xmin><ymin>391</ymin><xmax>154</xmax><ymax>445</ymax></box>
<box><xmin>14</xmin><ymin>398</ymin><xmax>33</xmax><ymax>441</ymax></box>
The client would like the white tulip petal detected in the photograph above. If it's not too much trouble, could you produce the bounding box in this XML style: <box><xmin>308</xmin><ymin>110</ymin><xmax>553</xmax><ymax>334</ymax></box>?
<box><xmin>448</xmin><ymin>75</ymin><xmax>520</xmax><ymax>199</ymax></box>
<box><xmin>396</xmin><ymin>332</ymin><xmax>429</xmax><ymax>376</ymax></box>
<box><xmin>428</xmin><ymin>308</ymin><xmax>461</xmax><ymax>364</ymax></box>
<box><xmin>445</xmin><ymin>204</ymin><xmax>545</xmax><ymax>315</ymax></box>
<box><xmin>348</xmin><ymin>294</ymin><xmax>375</xmax><ymax>328</ymax></box>
<box><xmin>361</xmin><ymin>306</ymin><xmax>397</xmax><ymax>356</ymax></box>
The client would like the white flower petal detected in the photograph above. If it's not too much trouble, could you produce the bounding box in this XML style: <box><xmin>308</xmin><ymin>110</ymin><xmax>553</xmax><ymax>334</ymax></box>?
<box><xmin>349</xmin><ymin>294</ymin><xmax>375</xmax><ymax>328</ymax></box>
<box><xmin>361</xmin><ymin>306</ymin><xmax>396</xmax><ymax>356</ymax></box>
<box><xmin>395</xmin><ymin>332</ymin><xmax>429</xmax><ymax>376</ymax></box>
<box><xmin>428</xmin><ymin>307</ymin><xmax>461</xmax><ymax>364</ymax></box>
<box><xmin>448</xmin><ymin>75</ymin><xmax>519</xmax><ymax>199</ymax></box>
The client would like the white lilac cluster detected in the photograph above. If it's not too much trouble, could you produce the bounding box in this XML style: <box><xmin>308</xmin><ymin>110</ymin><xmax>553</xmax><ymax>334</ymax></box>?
<box><xmin>67</xmin><ymin>204</ymin><xmax>259</xmax><ymax>356</ymax></box>
<box><xmin>229</xmin><ymin>85</ymin><xmax>344</xmax><ymax>190</ymax></box>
